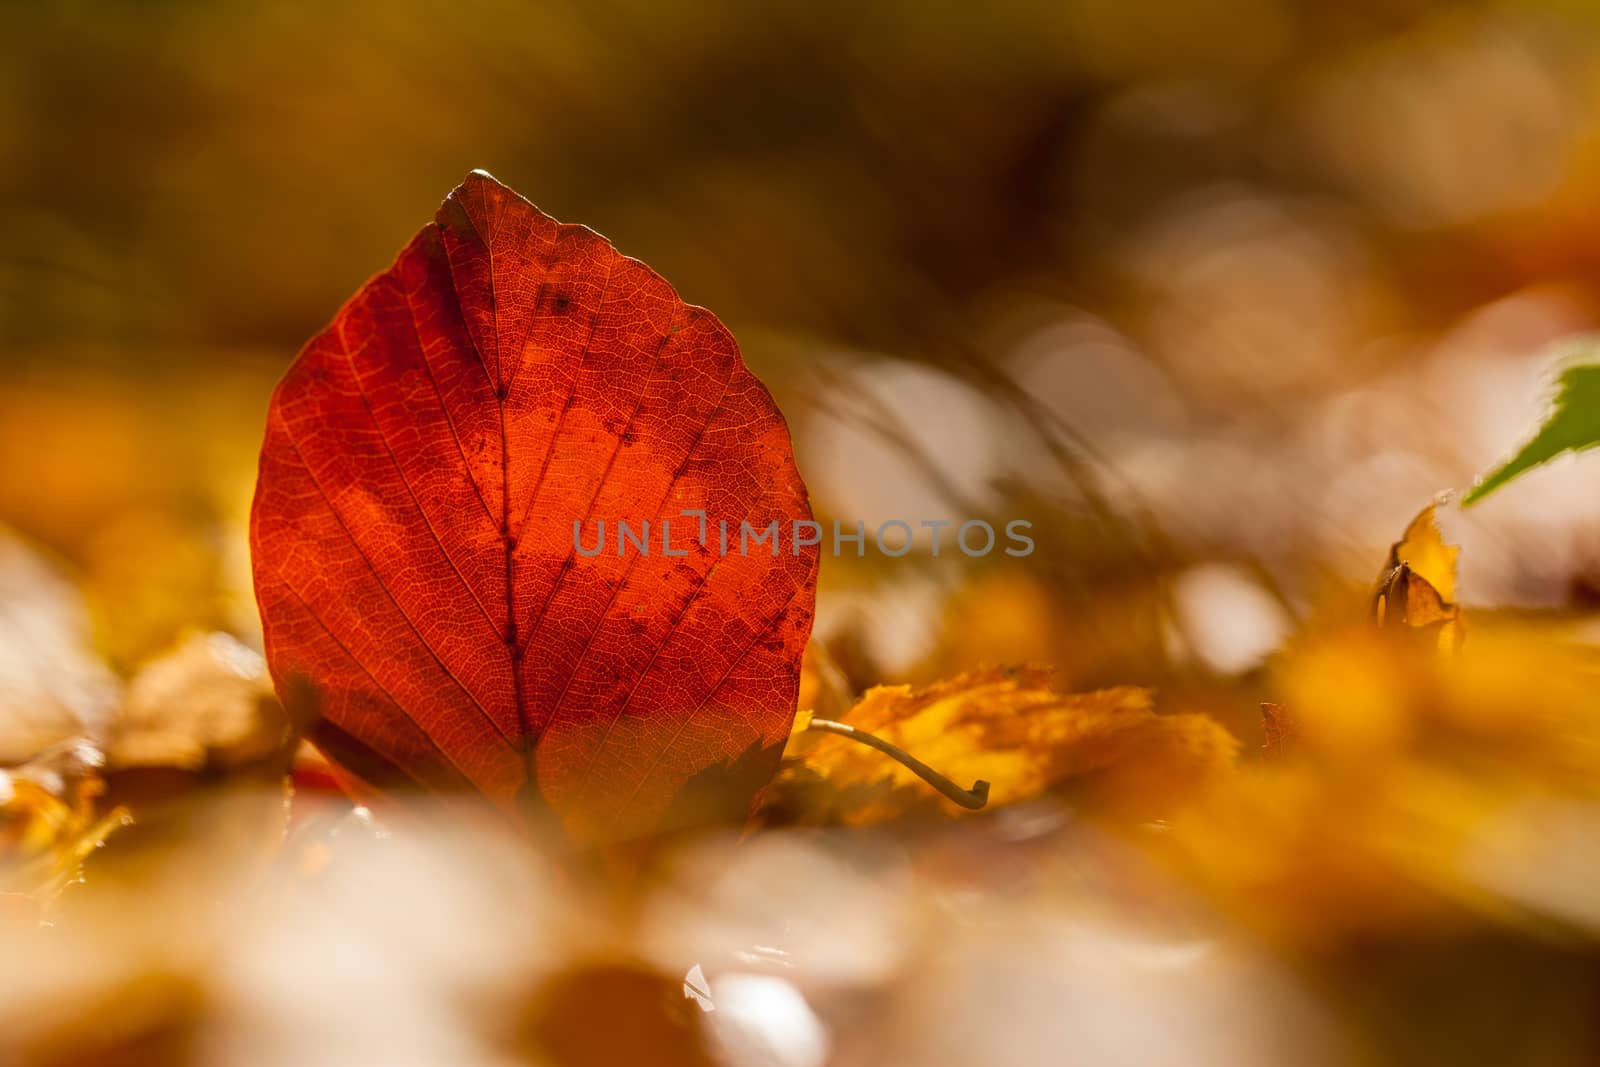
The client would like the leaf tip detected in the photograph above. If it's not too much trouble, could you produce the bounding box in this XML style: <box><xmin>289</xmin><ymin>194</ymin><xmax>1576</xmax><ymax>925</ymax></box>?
<box><xmin>450</xmin><ymin>168</ymin><xmax>513</xmax><ymax>206</ymax></box>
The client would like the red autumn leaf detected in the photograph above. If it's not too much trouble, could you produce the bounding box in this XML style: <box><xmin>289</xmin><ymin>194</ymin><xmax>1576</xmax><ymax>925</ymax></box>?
<box><xmin>250</xmin><ymin>171</ymin><xmax>819</xmax><ymax>844</ymax></box>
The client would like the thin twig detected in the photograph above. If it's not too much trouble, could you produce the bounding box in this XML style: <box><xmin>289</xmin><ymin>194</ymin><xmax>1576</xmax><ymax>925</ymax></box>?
<box><xmin>806</xmin><ymin>718</ymin><xmax>990</xmax><ymax>810</ymax></box>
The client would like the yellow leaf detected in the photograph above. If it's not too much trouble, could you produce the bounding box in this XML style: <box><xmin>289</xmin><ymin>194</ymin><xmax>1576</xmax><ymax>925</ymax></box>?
<box><xmin>1384</xmin><ymin>502</ymin><xmax>1459</xmax><ymax>603</ymax></box>
<box><xmin>766</xmin><ymin>666</ymin><xmax>1237</xmax><ymax>825</ymax></box>
<box><xmin>1374</xmin><ymin>503</ymin><xmax>1463</xmax><ymax>653</ymax></box>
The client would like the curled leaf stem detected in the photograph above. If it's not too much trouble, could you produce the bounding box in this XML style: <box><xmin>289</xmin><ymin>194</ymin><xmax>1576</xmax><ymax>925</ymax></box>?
<box><xmin>805</xmin><ymin>718</ymin><xmax>990</xmax><ymax>810</ymax></box>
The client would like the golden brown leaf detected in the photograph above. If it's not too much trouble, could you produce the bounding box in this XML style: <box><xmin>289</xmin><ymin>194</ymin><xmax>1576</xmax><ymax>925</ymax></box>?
<box><xmin>1373</xmin><ymin>503</ymin><xmax>1464</xmax><ymax>652</ymax></box>
<box><xmin>768</xmin><ymin>667</ymin><xmax>1237</xmax><ymax>825</ymax></box>
<box><xmin>1383</xmin><ymin>502</ymin><xmax>1460</xmax><ymax>604</ymax></box>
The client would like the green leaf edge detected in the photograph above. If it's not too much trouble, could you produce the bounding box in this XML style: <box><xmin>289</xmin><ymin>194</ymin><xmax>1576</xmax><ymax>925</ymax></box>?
<box><xmin>1463</xmin><ymin>344</ymin><xmax>1600</xmax><ymax>507</ymax></box>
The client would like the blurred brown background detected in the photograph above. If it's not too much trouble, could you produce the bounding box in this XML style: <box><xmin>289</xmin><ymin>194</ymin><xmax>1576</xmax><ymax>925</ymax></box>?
<box><xmin>3</xmin><ymin>0</ymin><xmax>1600</xmax><ymax>704</ymax></box>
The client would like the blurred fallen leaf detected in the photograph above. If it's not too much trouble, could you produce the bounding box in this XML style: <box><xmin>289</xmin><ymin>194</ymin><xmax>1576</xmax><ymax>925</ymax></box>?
<box><xmin>106</xmin><ymin>631</ymin><xmax>289</xmax><ymax>773</ymax></box>
<box><xmin>1181</xmin><ymin>502</ymin><xmax>1600</xmax><ymax>947</ymax></box>
<box><xmin>83</xmin><ymin>635</ymin><xmax>297</xmax><ymax>898</ymax></box>
<box><xmin>1257</xmin><ymin>504</ymin><xmax>1458</xmax><ymax>765</ymax></box>
<box><xmin>0</xmin><ymin>740</ymin><xmax>130</xmax><ymax>906</ymax></box>
<box><xmin>0</xmin><ymin>526</ymin><xmax>118</xmax><ymax>764</ymax></box>
<box><xmin>513</xmin><ymin>963</ymin><xmax>714</xmax><ymax>1067</ymax></box>
<box><xmin>767</xmin><ymin>667</ymin><xmax>1237</xmax><ymax>825</ymax></box>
